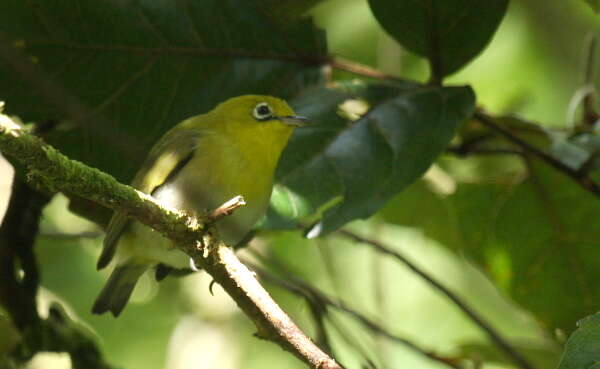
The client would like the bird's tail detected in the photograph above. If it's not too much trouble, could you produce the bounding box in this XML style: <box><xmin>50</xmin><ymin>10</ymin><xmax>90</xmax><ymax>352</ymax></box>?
<box><xmin>92</xmin><ymin>262</ymin><xmax>148</xmax><ymax>317</ymax></box>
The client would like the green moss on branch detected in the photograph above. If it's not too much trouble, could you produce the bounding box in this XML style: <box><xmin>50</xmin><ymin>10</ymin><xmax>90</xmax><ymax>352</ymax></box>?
<box><xmin>0</xmin><ymin>111</ymin><xmax>342</xmax><ymax>369</ymax></box>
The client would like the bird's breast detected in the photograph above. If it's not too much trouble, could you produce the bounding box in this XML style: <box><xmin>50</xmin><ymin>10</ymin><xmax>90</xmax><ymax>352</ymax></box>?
<box><xmin>154</xmin><ymin>135</ymin><xmax>277</xmax><ymax>246</ymax></box>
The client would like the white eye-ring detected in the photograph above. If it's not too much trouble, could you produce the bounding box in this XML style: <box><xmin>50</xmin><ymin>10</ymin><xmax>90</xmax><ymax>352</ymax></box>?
<box><xmin>253</xmin><ymin>102</ymin><xmax>273</xmax><ymax>121</ymax></box>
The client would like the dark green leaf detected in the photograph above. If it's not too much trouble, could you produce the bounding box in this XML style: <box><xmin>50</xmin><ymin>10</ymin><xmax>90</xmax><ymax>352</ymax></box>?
<box><xmin>256</xmin><ymin>0</ymin><xmax>327</xmax><ymax>23</ymax></box>
<box><xmin>557</xmin><ymin>313</ymin><xmax>600</xmax><ymax>369</ymax></box>
<box><xmin>267</xmin><ymin>81</ymin><xmax>476</xmax><ymax>234</ymax></box>
<box><xmin>583</xmin><ymin>0</ymin><xmax>600</xmax><ymax>12</ymax></box>
<box><xmin>367</xmin><ymin>0</ymin><xmax>508</xmax><ymax>78</ymax></box>
<box><xmin>492</xmin><ymin>163</ymin><xmax>600</xmax><ymax>330</ymax></box>
<box><xmin>0</xmin><ymin>0</ymin><xmax>326</xmax><ymax>182</ymax></box>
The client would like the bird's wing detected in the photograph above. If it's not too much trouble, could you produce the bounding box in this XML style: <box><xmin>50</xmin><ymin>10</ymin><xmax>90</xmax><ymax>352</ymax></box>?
<box><xmin>97</xmin><ymin>127</ymin><xmax>205</xmax><ymax>270</ymax></box>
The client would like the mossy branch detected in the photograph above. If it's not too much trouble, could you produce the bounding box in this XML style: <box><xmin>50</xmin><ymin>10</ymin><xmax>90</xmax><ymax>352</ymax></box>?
<box><xmin>0</xmin><ymin>111</ymin><xmax>342</xmax><ymax>369</ymax></box>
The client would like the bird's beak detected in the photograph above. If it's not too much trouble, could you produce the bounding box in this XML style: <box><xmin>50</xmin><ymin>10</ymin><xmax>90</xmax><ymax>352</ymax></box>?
<box><xmin>278</xmin><ymin>115</ymin><xmax>310</xmax><ymax>126</ymax></box>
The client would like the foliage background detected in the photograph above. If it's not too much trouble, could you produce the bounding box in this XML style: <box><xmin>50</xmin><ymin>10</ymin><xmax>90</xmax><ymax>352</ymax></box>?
<box><xmin>0</xmin><ymin>0</ymin><xmax>599</xmax><ymax>368</ymax></box>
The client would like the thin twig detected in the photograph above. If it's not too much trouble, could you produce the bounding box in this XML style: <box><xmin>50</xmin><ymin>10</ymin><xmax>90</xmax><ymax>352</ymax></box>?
<box><xmin>337</xmin><ymin>229</ymin><xmax>536</xmax><ymax>369</ymax></box>
<box><xmin>248</xmin><ymin>247</ymin><xmax>336</xmax><ymax>355</ymax></box>
<box><xmin>326</xmin><ymin>313</ymin><xmax>380</xmax><ymax>369</ymax></box>
<box><xmin>329</xmin><ymin>57</ymin><xmax>408</xmax><ymax>82</ymax></box>
<box><xmin>0</xmin><ymin>115</ymin><xmax>342</xmax><ymax>369</ymax></box>
<box><xmin>446</xmin><ymin>146</ymin><xmax>523</xmax><ymax>157</ymax></box>
<box><xmin>201</xmin><ymin>246</ymin><xmax>343</xmax><ymax>369</ymax></box>
<box><xmin>246</xmin><ymin>259</ymin><xmax>464</xmax><ymax>369</ymax></box>
<box><xmin>474</xmin><ymin>111</ymin><xmax>600</xmax><ymax>198</ymax></box>
<box><xmin>445</xmin><ymin>131</ymin><xmax>529</xmax><ymax>158</ymax></box>
<box><xmin>208</xmin><ymin>195</ymin><xmax>246</xmax><ymax>221</ymax></box>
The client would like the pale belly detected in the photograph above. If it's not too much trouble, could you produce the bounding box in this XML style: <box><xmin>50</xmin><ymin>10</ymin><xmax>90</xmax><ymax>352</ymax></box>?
<box><xmin>116</xmin><ymin>148</ymin><xmax>274</xmax><ymax>269</ymax></box>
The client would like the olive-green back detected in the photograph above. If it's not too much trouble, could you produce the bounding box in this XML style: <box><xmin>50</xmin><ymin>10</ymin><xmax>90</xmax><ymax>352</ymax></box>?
<box><xmin>97</xmin><ymin>124</ymin><xmax>205</xmax><ymax>269</ymax></box>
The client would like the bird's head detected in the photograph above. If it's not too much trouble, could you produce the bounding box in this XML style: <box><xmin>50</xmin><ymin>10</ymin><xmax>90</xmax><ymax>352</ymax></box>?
<box><xmin>212</xmin><ymin>95</ymin><xmax>308</xmax><ymax>139</ymax></box>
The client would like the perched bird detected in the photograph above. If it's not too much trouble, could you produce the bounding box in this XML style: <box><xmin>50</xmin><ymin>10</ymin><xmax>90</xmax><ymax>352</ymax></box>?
<box><xmin>92</xmin><ymin>95</ymin><xmax>307</xmax><ymax>316</ymax></box>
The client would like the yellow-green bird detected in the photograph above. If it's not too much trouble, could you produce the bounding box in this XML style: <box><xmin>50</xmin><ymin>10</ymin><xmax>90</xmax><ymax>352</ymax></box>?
<box><xmin>93</xmin><ymin>95</ymin><xmax>307</xmax><ymax>316</ymax></box>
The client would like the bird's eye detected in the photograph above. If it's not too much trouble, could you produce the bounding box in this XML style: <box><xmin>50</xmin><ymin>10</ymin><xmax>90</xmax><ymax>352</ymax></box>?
<box><xmin>253</xmin><ymin>102</ymin><xmax>273</xmax><ymax>121</ymax></box>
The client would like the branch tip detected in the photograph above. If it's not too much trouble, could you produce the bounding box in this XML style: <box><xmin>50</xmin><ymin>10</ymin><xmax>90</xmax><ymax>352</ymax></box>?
<box><xmin>209</xmin><ymin>195</ymin><xmax>246</xmax><ymax>221</ymax></box>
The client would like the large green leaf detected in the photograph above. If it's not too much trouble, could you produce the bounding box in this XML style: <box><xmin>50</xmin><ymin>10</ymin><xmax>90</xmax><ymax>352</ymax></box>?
<box><xmin>382</xmin><ymin>158</ymin><xmax>600</xmax><ymax>331</ymax></box>
<box><xmin>557</xmin><ymin>313</ymin><xmax>600</xmax><ymax>369</ymax></box>
<box><xmin>267</xmin><ymin>81</ymin><xmax>475</xmax><ymax>234</ymax></box>
<box><xmin>367</xmin><ymin>0</ymin><xmax>508</xmax><ymax>78</ymax></box>
<box><xmin>490</xmin><ymin>163</ymin><xmax>600</xmax><ymax>330</ymax></box>
<box><xmin>0</xmin><ymin>0</ymin><xmax>326</xmax><ymax>182</ymax></box>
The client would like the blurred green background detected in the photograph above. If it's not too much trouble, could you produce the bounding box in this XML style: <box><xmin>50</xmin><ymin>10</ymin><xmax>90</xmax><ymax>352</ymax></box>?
<box><xmin>1</xmin><ymin>0</ymin><xmax>599</xmax><ymax>368</ymax></box>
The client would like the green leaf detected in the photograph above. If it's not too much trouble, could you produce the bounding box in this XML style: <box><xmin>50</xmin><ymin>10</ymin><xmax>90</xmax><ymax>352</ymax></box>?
<box><xmin>0</xmin><ymin>0</ymin><xmax>326</xmax><ymax>183</ymax></box>
<box><xmin>382</xmin><ymin>159</ymin><xmax>600</xmax><ymax>331</ymax></box>
<box><xmin>491</xmin><ymin>163</ymin><xmax>600</xmax><ymax>330</ymax></box>
<box><xmin>267</xmin><ymin>81</ymin><xmax>476</xmax><ymax>234</ymax></box>
<box><xmin>367</xmin><ymin>0</ymin><xmax>508</xmax><ymax>78</ymax></box>
<box><xmin>583</xmin><ymin>0</ymin><xmax>600</xmax><ymax>12</ymax></box>
<box><xmin>557</xmin><ymin>313</ymin><xmax>600</xmax><ymax>369</ymax></box>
